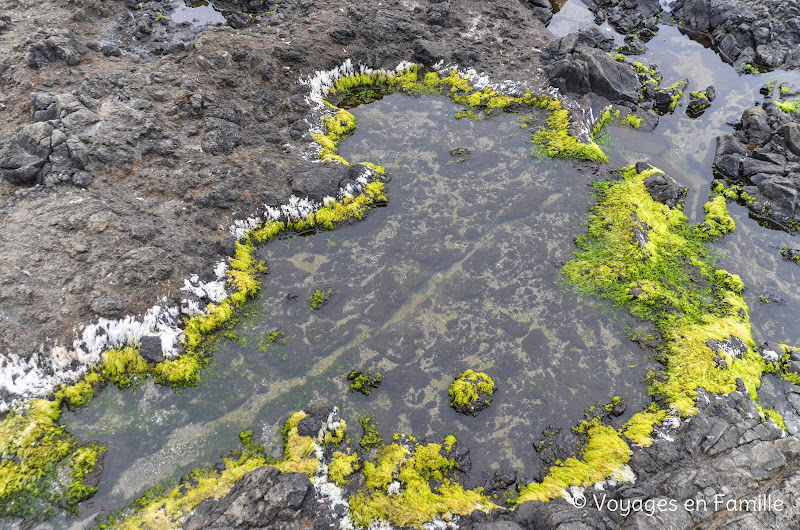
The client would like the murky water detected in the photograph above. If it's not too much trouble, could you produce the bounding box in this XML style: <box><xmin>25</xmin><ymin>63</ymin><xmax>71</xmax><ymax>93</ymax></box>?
<box><xmin>63</xmin><ymin>95</ymin><xmax>655</xmax><ymax>521</ymax></box>
<box><xmin>170</xmin><ymin>0</ymin><xmax>227</xmax><ymax>26</ymax></box>
<box><xmin>52</xmin><ymin>2</ymin><xmax>800</xmax><ymax>526</ymax></box>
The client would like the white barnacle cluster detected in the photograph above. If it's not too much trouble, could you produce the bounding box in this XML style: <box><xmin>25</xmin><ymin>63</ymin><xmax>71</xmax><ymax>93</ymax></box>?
<box><xmin>180</xmin><ymin>259</ymin><xmax>229</xmax><ymax>317</ymax></box>
<box><xmin>423</xmin><ymin>518</ymin><xmax>458</xmax><ymax>530</ymax></box>
<box><xmin>0</xmin><ymin>303</ymin><xmax>183</xmax><ymax>412</ymax></box>
<box><xmin>229</xmin><ymin>217</ymin><xmax>262</xmax><ymax>240</ymax></box>
<box><xmin>311</xmin><ymin>406</ymin><xmax>355</xmax><ymax>530</ymax></box>
<box><xmin>262</xmin><ymin>165</ymin><xmax>376</xmax><ymax>225</ymax></box>
<box><xmin>302</xmin><ymin>59</ymin><xmax>419</xmax><ymax>110</ymax></box>
<box><xmin>591</xmin><ymin>464</ymin><xmax>637</xmax><ymax>492</ymax></box>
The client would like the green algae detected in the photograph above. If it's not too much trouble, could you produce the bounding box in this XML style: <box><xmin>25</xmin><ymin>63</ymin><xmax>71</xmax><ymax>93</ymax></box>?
<box><xmin>308</xmin><ymin>288</ymin><xmax>335</xmax><ymax>309</ymax></box>
<box><xmin>348</xmin><ymin>371</ymin><xmax>382</xmax><ymax>395</ymax></box>
<box><xmin>622</xmin><ymin>404</ymin><xmax>667</xmax><ymax>447</ymax></box>
<box><xmin>515</xmin><ymin>418</ymin><xmax>631</xmax><ymax>504</ymax></box>
<box><xmin>329</xmin><ymin>450</ymin><xmax>359</xmax><ymax>486</ymax></box>
<box><xmin>563</xmin><ymin>165</ymin><xmax>765</xmax><ymax>417</ymax></box>
<box><xmin>359</xmin><ymin>417</ymin><xmax>383</xmax><ymax>450</ymax></box>
<box><xmin>325</xmin><ymin>66</ymin><xmax>609</xmax><ymax>163</ymax></box>
<box><xmin>448</xmin><ymin>369</ymin><xmax>495</xmax><ymax>414</ymax></box>
<box><xmin>776</xmin><ymin>99</ymin><xmax>800</xmax><ymax>114</ymax></box>
<box><xmin>0</xmin><ymin>399</ymin><xmax>105</xmax><ymax>519</ymax></box>
<box><xmin>349</xmin><ymin>437</ymin><xmax>497</xmax><ymax>529</ymax></box>
<box><xmin>620</xmin><ymin>113</ymin><xmax>643</xmax><ymax>128</ymax></box>
<box><xmin>530</xmin><ymin>95</ymin><xmax>609</xmax><ymax>163</ymax></box>
<box><xmin>106</xmin><ymin>412</ymin><xmax>326</xmax><ymax>528</ymax></box>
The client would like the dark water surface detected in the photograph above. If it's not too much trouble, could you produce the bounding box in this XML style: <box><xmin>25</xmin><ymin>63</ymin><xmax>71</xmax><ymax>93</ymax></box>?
<box><xmin>55</xmin><ymin>3</ymin><xmax>800</xmax><ymax>525</ymax></box>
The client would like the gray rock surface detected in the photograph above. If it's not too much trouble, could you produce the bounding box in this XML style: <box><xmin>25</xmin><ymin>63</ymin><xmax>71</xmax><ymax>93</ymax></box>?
<box><xmin>182</xmin><ymin>466</ymin><xmax>336</xmax><ymax>530</ymax></box>
<box><xmin>713</xmin><ymin>102</ymin><xmax>800</xmax><ymax>232</ymax></box>
<box><xmin>0</xmin><ymin>0</ymin><xmax>552</xmax><ymax>395</ymax></box>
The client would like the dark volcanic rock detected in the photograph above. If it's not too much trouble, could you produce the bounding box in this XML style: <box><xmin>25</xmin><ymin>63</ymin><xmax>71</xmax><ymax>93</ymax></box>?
<box><xmin>139</xmin><ymin>335</ymin><xmax>165</xmax><ymax>364</ymax></box>
<box><xmin>671</xmin><ymin>0</ymin><xmax>800</xmax><ymax>70</ymax></box>
<box><xmin>642</xmin><ymin>168</ymin><xmax>688</xmax><ymax>208</ymax></box>
<box><xmin>713</xmin><ymin>102</ymin><xmax>800</xmax><ymax>231</ymax></box>
<box><xmin>461</xmin><ymin>391</ymin><xmax>800</xmax><ymax>529</ymax></box>
<box><xmin>25</xmin><ymin>29</ymin><xmax>82</xmax><ymax>68</ymax></box>
<box><xmin>182</xmin><ymin>466</ymin><xmax>334</xmax><ymax>529</ymax></box>
<box><xmin>287</xmin><ymin>162</ymin><xmax>356</xmax><ymax>203</ymax></box>
<box><xmin>542</xmin><ymin>25</ymin><xmax>640</xmax><ymax>104</ymax></box>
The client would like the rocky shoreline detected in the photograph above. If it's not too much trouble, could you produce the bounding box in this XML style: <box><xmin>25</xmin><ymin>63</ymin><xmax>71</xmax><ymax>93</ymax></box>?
<box><xmin>2</xmin><ymin>0</ymin><xmax>800</xmax><ymax>529</ymax></box>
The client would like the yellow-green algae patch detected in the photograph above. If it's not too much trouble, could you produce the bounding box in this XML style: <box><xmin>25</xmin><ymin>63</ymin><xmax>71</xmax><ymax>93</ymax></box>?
<box><xmin>448</xmin><ymin>369</ymin><xmax>495</xmax><ymax>414</ymax></box>
<box><xmin>0</xmin><ymin>398</ymin><xmax>105</xmax><ymax>518</ymax></box>
<box><xmin>329</xmin><ymin>450</ymin><xmax>359</xmax><ymax>486</ymax></box>
<box><xmin>563</xmin><ymin>165</ymin><xmax>766</xmax><ymax>417</ymax></box>
<box><xmin>348</xmin><ymin>437</ymin><xmax>497</xmax><ymax>529</ymax></box>
<box><xmin>320</xmin><ymin>65</ymin><xmax>609</xmax><ymax>164</ymax></box>
<box><xmin>515</xmin><ymin>419</ymin><xmax>630</xmax><ymax>503</ymax></box>
<box><xmin>622</xmin><ymin>404</ymin><xmax>668</xmax><ymax>447</ymax></box>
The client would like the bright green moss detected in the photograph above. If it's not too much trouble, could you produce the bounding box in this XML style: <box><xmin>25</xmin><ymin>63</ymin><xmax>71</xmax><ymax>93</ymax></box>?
<box><xmin>448</xmin><ymin>369</ymin><xmax>495</xmax><ymax>414</ymax></box>
<box><xmin>0</xmin><ymin>399</ymin><xmax>105</xmax><ymax>519</ymax></box>
<box><xmin>591</xmin><ymin>108</ymin><xmax>614</xmax><ymax>137</ymax></box>
<box><xmin>101</xmin><ymin>347</ymin><xmax>150</xmax><ymax>388</ymax></box>
<box><xmin>764</xmin><ymin>408</ymin><xmax>787</xmax><ymax>430</ymax></box>
<box><xmin>107</xmin><ymin>428</ymin><xmax>271</xmax><ymax>529</ymax></box>
<box><xmin>274</xmin><ymin>411</ymin><xmax>320</xmax><ymax>475</ymax></box>
<box><xmin>359</xmin><ymin>417</ymin><xmax>383</xmax><ymax>450</ymax></box>
<box><xmin>350</xmin><ymin>439</ymin><xmax>496</xmax><ymax>528</ymax></box>
<box><xmin>55</xmin><ymin>371</ymin><xmax>104</xmax><ymax>408</ymax></box>
<box><xmin>695</xmin><ymin>195</ymin><xmax>736</xmax><ymax>240</ymax></box>
<box><xmin>564</xmin><ymin>165</ymin><xmax>763</xmax><ymax>417</ymax></box>
<box><xmin>308</xmin><ymin>288</ymin><xmax>334</xmax><ymax>309</ymax></box>
<box><xmin>329</xmin><ymin>450</ymin><xmax>359</xmax><ymax>486</ymax></box>
<box><xmin>776</xmin><ymin>100</ymin><xmax>800</xmax><ymax>114</ymax></box>
<box><xmin>620</xmin><ymin>113</ymin><xmax>643</xmax><ymax>128</ymax></box>
<box><xmin>515</xmin><ymin>419</ymin><xmax>631</xmax><ymax>503</ymax></box>
<box><xmin>531</xmin><ymin>98</ymin><xmax>609</xmax><ymax>163</ymax></box>
<box><xmin>348</xmin><ymin>371</ymin><xmax>382</xmax><ymax>395</ymax></box>
<box><xmin>622</xmin><ymin>404</ymin><xmax>667</xmax><ymax>447</ymax></box>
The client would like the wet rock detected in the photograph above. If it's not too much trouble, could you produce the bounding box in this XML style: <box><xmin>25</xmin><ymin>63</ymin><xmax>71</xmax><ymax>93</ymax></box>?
<box><xmin>287</xmin><ymin>162</ymin><xmax>355</xmax><ymax>203</ymax></box>
<box><xmin>25</xmin><ymin>29</ymin><xmax>82</xmax><ymax>68</ymax></box>
<box><xmin>182</xmin><ymin>466</ymin><xmax>333</xmax><ymax>529</ymax></box>
<box><xmin>781</xmin><ymin>246</ymin><xmax>800</xmax><ymax>262</ymax></box>
<box><xmin>617</xmin><ymin>36</ymin><xmax>646</xmax><ymax>55</ymax></box>
<box><xmin>642</xmin><ymin>169</ymin><xmax>687</xmax><ymax>208</ymax></box>
<box><xmin>686</xmin><ymin>96</ymin><xmax>711</xmax><ymax>118</ymax></box>
<box><xmin>296</xmin><ymin>402</ymin><xmax>336</xmax><ymax>437</ymax></box>
<box><xmin>713</xmin><ymin>103</ymin><xmax>800</xmax><ymax>231</ymax></box>
<box><xmin>139</xmin><ymin>335</ymin><xmax>165</xmax><ymax>363</ymax></box>
<box><xmin>542</xmin><ymin>26</ymin><xmax>640</xmax><ymax>104</ymax></box>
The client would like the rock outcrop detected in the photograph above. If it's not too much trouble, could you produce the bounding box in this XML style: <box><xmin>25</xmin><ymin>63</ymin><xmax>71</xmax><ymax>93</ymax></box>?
<box><xmin>713</xmin><ymin>102</ymin><xmax>800</xmax><ymax>231</ymax></box>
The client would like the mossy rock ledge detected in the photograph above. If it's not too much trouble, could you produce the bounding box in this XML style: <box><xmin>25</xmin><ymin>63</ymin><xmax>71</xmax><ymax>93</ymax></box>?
<box><xmin>448</xmin><ymin>369</ymin><xmax>496</xmax><ymax>416</ymax></box>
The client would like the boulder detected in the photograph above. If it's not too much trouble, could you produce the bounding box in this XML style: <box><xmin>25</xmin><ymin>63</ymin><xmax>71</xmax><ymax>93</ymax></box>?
<box><xmin>643</xmin><ymin>170</ymin><xmax>688</xmax><ymax>208</ymax></box>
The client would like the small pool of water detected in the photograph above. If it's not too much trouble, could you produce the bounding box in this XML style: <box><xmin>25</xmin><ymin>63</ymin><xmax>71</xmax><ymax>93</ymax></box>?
<box><xmin>169</xmin><ymin>0</ymin><xmax>227</xmax><ymax>26</ymax></box>
<box><xmin>52</xmin><ymin>4</ymin><xmax>800</xmax><ymax>527</ymax></box>
<box><xmin>63</xmin><ymin>95</ymin><xmax>655</xmax><ymax>521</ymax></box>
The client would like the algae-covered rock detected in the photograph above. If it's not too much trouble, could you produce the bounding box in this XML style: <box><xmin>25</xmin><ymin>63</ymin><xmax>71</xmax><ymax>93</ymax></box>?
<box><xmin>448</xmin><ymin>369</ymin><xmax>495</xmax><ymax>416</ymax></box>
<box><xmin>347</xmin><ymin>371</ymin><xmax>382</xmax><ymax>396</ymax></box>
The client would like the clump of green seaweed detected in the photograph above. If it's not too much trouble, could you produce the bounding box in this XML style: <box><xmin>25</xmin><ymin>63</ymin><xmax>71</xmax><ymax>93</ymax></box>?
<box><xmin>448</xmin><ymin>369</ymin><xmax>495</xmax><ymax>416</ymax></box>
<box><xmin>348</xmin><ymin>371</ymin><xmax>382</xmax><ymax>395</ymax></box>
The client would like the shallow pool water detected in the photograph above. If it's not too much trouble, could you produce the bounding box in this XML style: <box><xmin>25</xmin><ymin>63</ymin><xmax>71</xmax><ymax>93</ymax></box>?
<box><xmin>52</xmin><ymin>4</ymin><xmax>800</xmax><ymax>526</ymax></box>
<box><xmin>63</xmin><ymin>94</ymin><xmax>656</xmax><ymax>520</ymax></box>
